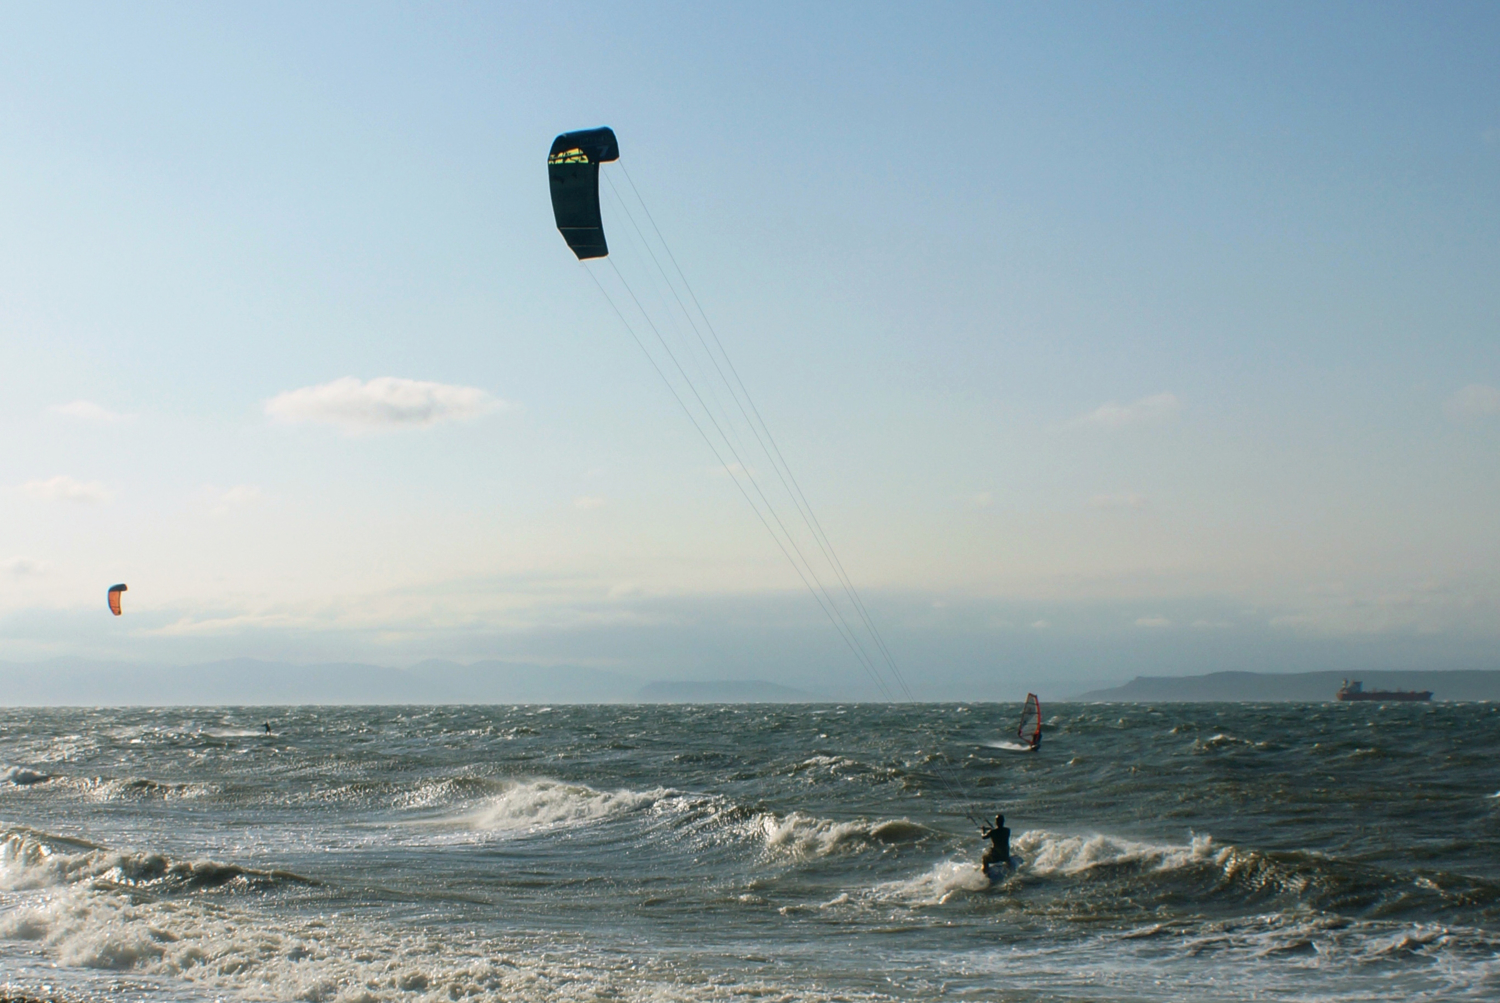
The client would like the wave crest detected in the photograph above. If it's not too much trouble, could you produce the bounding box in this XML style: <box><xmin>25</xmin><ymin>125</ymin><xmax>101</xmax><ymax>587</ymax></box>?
<box><xmin>1017</xmin><ymin>829</ymin><xmax>1223</xmax><ymax>876</ymax></box>
<box><xmin>452</xmin><ymin>779</ymin><xmax>661</xmax><ymax>833</ymax></box>
<box><xmin>755</xmin><ymin>812</ymin><xmax>931</xmax><ymax>859</ymax></box>
<box><xmin>0</xmin><ymin>827</ymin><xmax>315</xmax><ymax>895</ymax></box>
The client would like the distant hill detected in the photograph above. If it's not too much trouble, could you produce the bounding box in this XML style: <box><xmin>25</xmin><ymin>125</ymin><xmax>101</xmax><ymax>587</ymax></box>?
<box><xmin>1075</xmin><ymin>670</ymin><xmax>1500</xmax><ymax>702</ymax></box>
<box><xmin>0</xmin><ymin>659</ymin><xmax>828</xmax><ymax>706</ymax></box>
<box><xmin>0</xmin><ymin>658</ymin><xmax>642</xmax><ymax>706</ymax></box>
<box><xmin>635</xmin><ymin>680</ymin><xmax>823</xmax><ymax>703</ymax></box>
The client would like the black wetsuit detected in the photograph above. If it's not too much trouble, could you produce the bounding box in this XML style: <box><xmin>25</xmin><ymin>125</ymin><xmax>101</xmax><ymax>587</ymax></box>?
<box><xmin>1029</xmin><ymin>731</ymin><xmax>1042</xmax><ymax>752</ymax></box>
<box><xmin>980</xmin><ymin>823</ymin><xmax>1011</xmax><ymax>871</ymax></box>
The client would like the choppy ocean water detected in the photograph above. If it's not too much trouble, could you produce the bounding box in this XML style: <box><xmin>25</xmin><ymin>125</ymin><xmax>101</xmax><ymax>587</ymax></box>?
<box><xmin>0</xmin><ymin>701</ymin><xmax>1496</xmax><ymax>1002</ymax></box>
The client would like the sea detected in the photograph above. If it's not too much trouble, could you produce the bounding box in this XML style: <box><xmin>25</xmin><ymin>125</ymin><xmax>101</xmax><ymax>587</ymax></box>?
<box><xmin>0</xmin><ymin>701</ymin><xmax>1496</xmax><ymax>1002</ymax></box>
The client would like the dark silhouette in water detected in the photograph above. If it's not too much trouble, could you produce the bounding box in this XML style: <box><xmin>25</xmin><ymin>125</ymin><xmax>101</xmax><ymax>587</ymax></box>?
<box><xmin>980</xmin><ymin>813</ymin><xmax>1010</xmax><ymax>871</ymax></box>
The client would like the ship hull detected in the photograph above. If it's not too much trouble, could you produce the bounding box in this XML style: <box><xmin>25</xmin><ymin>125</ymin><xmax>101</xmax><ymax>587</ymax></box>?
<box><xmin>1336</xmin><ymin>690</ymin><xmax>1432</xmax><ymax>702</ymax></box>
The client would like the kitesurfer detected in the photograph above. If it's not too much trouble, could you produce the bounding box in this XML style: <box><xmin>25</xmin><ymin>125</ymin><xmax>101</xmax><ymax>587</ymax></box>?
<box><xmin>263</xmin><ymin>722</ymin><xmax>272</xmax><ymax>734</ymax></box>
<box><xmin>980</xmin><ymin>813</ymin><xmax>1010</xmax><ymax>873</ymax></box>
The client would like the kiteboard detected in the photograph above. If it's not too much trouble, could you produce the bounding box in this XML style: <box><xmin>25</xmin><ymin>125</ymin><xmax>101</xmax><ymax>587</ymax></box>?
<box><xmin>984</xmin><ymin>855</ymin><xmax>1024</xmax><ymax>882</ymax></box>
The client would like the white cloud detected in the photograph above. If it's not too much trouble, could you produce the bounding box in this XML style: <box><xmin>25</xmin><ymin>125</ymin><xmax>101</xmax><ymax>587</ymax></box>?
<box><xmin>1135</xmin><ymin>616</ymin><xmax>1172</xmax><ymax>628</ymax></box>
<box><xmin>1030</xmin><ymin>619</ymin><xmax>1050</xmax><ymax>630</ymax></box>
<box><xmin>1068</xmin><ymin>392</ymin><xmax>1181</xmax><ymax>429</ymax></box>
<box><xmin>265</xmin><ymin>376</ymin><xmax>509</xmax><ymax>433</ymax></box>
<box><xmin>3</xmin><ymin>558</ymin><xmax>44</xmax><ymax>576</ymax></box>
<box><xmin>21</xmin><ymin>475</ymin><xmax>112</xmax><ymax>504</ymax></box>
<box><xmin>573</xmin><ymin>495</ymin><xmax>606</xmax><ymax>510</ymax></box>
<box><xmin>49</xmin><ymin>400</ymin><xmax>128</xmax><ymax>422</ymax></box>
<box><xmin>1443</xmin><ymin>384</ymin><xmax>1500</xmax><ymax>422</ymax></box>
<box><xmin>1089</xmin><ymin>491</ymin><xmax>1147</xmax><ymax>509</ymax></box>
<box><xmin>958</xmin><ymin>491</ymin><xmax>993</xmax><ymax>510</ymax></box>
<box><xmin>194</xmin><ymin>484</ymin><xmax>265</xmax><ymax>515</ymax></box>
<box><xmin>218</xmin><ymin>485</ymin><xmax>263</xmax><ymax>506</ymax></box>
<box><xmin>708</xmin><ymin>462</ymin><xmax>756</xmax><ymax>478</ymax></box>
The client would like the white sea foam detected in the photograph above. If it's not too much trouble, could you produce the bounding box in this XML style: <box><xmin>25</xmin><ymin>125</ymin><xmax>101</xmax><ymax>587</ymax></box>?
<box><xmin>0</xmin><ymin>828</ymin><xmax>898</xmax><ymax>1003</ymax></box>
<box><xmin>754</xmin><ymin>811</ymin><xmax>929</xmax><ymax>859</ymax></box>
<box><xmin>448</xmin><ymin>779</ymin><xmax>660</xmax><ymax>834</ymax></box>
<box><xmin>1016</xmin><ymin>828</ymin><xmax>1223</xmax><ymax>876</ymax></box>
<box><xmin>863</xmin><ymin>830</ymin><xmax>1230</xmax><ymax>909</ymax></box>
<box><xmin>868</xmin><ymin>859</ymin><xmax>992</xmax><ymax>905</ymax></box>
<box><xmin>1</xmin><ymin>766</ymin><xmax>51</xmax><ymax>785</ymax></box>
<box><xmin>0</xmin><ymin>828</ymin><xmax>301</xmax><ymax>895</ymax></box>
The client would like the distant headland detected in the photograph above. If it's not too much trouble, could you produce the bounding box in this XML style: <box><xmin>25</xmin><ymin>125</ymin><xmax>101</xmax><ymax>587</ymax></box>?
<box><xmin>1074</xmin><ymin>670</ymin><xmax>1500</xmax><ymax>702</ymax></box>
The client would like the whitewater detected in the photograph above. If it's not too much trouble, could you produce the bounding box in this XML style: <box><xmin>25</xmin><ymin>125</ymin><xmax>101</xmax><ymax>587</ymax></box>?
<box><xmin>0</xmin><ymin>702</ymin><xmax>1496</xmax><ymax>1002</ymax></box>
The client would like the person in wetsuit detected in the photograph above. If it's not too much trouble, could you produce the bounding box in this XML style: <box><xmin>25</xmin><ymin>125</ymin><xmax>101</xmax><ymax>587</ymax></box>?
<box><xmin>1028</xmin><ymin>728</ymin><xmax>1042</xmax><ymax>752</ymax></box>
<box><xmin>980</xmin><ymin>813</ymin><xmax>1011</xmax><ymax>873</ymax></box>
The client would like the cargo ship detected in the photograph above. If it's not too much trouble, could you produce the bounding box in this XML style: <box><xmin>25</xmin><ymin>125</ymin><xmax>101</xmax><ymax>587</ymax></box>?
<box><xmin>1336</xmin><ymin>679</ymin><xmax>1432</xmax><ymax>702</ymax></box>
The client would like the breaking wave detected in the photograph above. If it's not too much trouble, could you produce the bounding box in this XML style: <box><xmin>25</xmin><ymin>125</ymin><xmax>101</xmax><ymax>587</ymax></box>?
<box><xmin>755</xmin><ymin>812</ymin><xmax>931</xmax><ymax>859</ymax></box>
<box><xmin>0</xmin><ymin>826</ymin><xmax>316</xmax><ymax>895</ymax></box>
<box><xmin>432</xmin><ymin>778</ymin><xmax>663</xmax><ymax>834</ymax></box>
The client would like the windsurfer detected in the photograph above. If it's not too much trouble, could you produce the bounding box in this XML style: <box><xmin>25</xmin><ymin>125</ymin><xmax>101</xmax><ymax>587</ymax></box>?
<box><xmin>1028</xmin><ymin>729</ymin><xmax>1042</xmax><ymax>752</ymax></box>
<box><xmin>980</xmin><ymin>813</ymin><xmax>1010</xmax><ymax>873</ymax></box>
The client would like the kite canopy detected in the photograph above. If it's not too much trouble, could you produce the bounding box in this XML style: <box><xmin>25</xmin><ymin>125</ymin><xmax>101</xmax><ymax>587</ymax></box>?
<box><xmin>107</xmin><ymin>583</ymin><xmax>127</xmax><ymax>616</ymax></box>
<box><xmin>548</xmin><ymin>127</ymin><xmax>619</xmax><ymax>260</ymax></box>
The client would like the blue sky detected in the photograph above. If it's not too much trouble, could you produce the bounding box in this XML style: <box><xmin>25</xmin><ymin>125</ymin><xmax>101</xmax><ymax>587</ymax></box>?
<box><xmin>1</xmin><ymin>3</ymin><xmax>1497</xmax><ymax>696</ymax></box>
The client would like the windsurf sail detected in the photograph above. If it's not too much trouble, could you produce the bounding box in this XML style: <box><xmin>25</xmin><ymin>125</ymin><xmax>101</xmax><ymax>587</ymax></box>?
<box><xmin>107</xmin><ymin>583</ymin><xmax>127</xmax><ymax>616</ymax></box>
<box><xmin>1017</xmin><ymin>693</ymin><xmax>1040</xmax><ymax>745</ymax></box>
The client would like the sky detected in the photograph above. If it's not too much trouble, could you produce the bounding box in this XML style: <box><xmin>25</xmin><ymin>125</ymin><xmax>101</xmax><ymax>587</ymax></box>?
<box><xmin>1</xmin><ymin>2</ymin><xmax>1497</xmax><ymax>698</ymax></box>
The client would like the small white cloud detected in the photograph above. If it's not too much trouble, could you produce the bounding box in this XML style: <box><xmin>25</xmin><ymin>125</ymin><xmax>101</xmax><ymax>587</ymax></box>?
<box><xmin>1089</xmin><ymin>491</ymin><xmax>1147</xmax><ymax>509</ymax></box>
<box><xmin>708</xmin><ymin>462</ymin><xmax>756</xmax><ymax>478</ymax></box>
<box><xmin>21</xmin><ymin>475</ymin><xmax>112</xmax><ymax>504</ymax></box>
<box><xmin>1030</xmin><ymin>619</ymin><xmax>1050</xmax><ymax>630</ymax></box>
<box><xmin>959</xmin><ymin>491</ymin><xmax>993</xmax><ymax>510</ymax></box>
<box><xmin>218</xmin><ymin>485</ymin><xmax>263</xmax><ymax>506</ymax></box>
<box><xmin>1443</xmin><ymin>384</ymin><xmax>1500</xmax><ymax>422</ymax></box>
<box><xmin>3</xmin><ymin>558</ymin><xmax>44</xmax><ymax>576</ymax></box>
<box><xmin>1135</xmin><ymin>616</ymin><xmax>1172</xmax><ymax>628</ymax></box>
<box><xmin>573</xmin><ymin>495</ymin><xmax>606</xmax><ymax>510</ymax></box>
<box><xmin>1068</xmin><ymin>392</ymin><xmax>1181</xmax><ymax>429</ymax></box>
<box><xmin>194</xmin><ymin>484</ymin><xmax>265</xmax><ymax>515</ymax></box>
<box><xmin>49</xmin><ymin>400</ymin><xmax>128</xmax><ymax>422</ymax></box>
<box><xmin>265</xmin><ymin>376</ymin><xmax>509</xmax><ymax>434</ymax></box>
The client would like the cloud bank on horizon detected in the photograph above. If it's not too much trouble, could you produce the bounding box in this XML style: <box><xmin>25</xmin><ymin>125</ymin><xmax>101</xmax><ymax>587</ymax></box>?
<box><xmin>0</xmin><ymin>5</ymin><xmax>1496</xmax><ymax>691</ymax></box>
